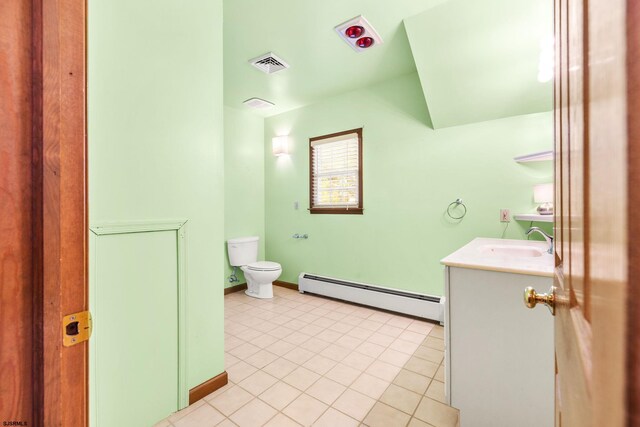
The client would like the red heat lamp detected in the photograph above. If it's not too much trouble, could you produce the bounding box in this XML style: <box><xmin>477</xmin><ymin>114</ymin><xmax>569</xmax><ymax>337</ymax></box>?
<box><xmin>335</xmin><ymin>16</ymin><xmax>383</xmax><ymax>52</ymax></box>
<box><xmin>345</xmin><ymin>25</ymin><xmax>364</xmax><ymax>39</ymax></box>
<box><xmin>356</xmin><ymin>37</ymin><xmax>374</xmax><ymax>49</ymax></box>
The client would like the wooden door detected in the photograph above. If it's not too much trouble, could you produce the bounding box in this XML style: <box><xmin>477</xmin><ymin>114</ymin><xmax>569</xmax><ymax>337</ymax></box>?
<box><xmin>1</xmin><ymin>0</ymin><xmax>39</xmax><ymax>422</ymax></box>
<box><xmin>553</xmin><ymin>0</ymin><xmax>637</xmax><ymax>425</ymax></box>
<box><xmin>0</xmin><ymin>0</ymin><xmax>88</xmax><ymax>426</ymax></box>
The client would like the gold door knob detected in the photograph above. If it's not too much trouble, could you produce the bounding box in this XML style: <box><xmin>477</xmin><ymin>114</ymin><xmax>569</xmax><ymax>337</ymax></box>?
<box><xmin>523</xmin><ymin>287</ymin><xmax>555</xmax><ymax>315</ymax></box>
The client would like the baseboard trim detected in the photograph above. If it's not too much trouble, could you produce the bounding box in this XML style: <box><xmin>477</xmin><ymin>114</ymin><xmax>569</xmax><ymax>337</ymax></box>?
<box><xmin>224</xmin><ymin>283</ymin><xmax>247</xmax><ymax>295</ymax></box>
<box><xmin>225</xmin><ymin>280</ymin><xmax>298</xmax><ymax>295</ymax></box>
<box><xmin>274</xmin><ymin>280</ymin><xmax>298</xmax><ymax>291</ymax></box>
<box><xmin>189</xmin><ymin>371</ymin><xmax>228</xmax><ymax>405</ymax></box>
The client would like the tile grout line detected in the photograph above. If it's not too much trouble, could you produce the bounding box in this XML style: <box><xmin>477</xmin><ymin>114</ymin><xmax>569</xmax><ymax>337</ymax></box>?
<box><xmin>175</xmin><ymin>288</ymin><xmax>448</xmax><ymax>426</ymax></box>
<box><xmin>242</xmin><ymin>291</ymin><xmax>437</xmax><ymax>425</ymax></box>
<box><xmin>359</xmin><ymin>328</ymin><xmax>443</xmax><ymax>427</ymax></box>
<box><xmin>226</xmin><ymin>289</ymin><xmax>440</xmax><ymax>425</ymax></box>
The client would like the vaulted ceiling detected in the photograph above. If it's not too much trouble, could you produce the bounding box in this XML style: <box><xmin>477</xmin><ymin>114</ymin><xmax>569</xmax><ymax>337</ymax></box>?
<box><xmin>404</xmin><ymin>0</ymin><xmax>553</xmax><ymax>128</ymax></box>
<box><xmin>223</xmin><ymin>0</ymin><xmax>553</xmax><ymax>124</ymax></box>
<box><xmin>223</xmin><ymin>0</ymin><xmax>446</xmax><ymax>117</ymax></box>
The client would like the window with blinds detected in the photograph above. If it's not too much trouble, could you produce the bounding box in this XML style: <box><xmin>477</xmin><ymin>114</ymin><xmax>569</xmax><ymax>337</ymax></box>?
<box><xmin>309</xmin><ymin>128</ymin><xmax>363</xmax><ymax>214</ymax></box>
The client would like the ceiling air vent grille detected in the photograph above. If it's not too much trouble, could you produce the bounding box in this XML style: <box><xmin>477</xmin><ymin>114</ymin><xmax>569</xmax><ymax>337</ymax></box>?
<box><xmin>249</xmin><ymin>52</ymin><xmax>290</xmax><ymax>74</ymax></box>
<box><xmin>243</xmin><ymin>97</ymin><xmax>275</xmax><ymax>110</ymax></box>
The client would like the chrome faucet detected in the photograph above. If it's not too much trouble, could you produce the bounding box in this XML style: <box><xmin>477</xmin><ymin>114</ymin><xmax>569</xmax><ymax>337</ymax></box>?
<box><xmin>526</xmin><ymin>227</ymin><xmax>554</xmax><ymax>254</ymax></box>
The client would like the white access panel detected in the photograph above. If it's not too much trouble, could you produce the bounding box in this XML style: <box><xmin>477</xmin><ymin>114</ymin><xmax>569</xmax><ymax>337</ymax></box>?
<box><xmin>445</xmin><ymin>267</ymin><xmax>554</xmax><ymax>427</ymax></box>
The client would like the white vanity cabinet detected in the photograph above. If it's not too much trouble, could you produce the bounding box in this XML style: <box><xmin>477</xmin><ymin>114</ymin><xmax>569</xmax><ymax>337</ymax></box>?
<box><xmin>441</xmin><ymin>238</ymin><xmax>554</xmax><ymax>427</ymax></box>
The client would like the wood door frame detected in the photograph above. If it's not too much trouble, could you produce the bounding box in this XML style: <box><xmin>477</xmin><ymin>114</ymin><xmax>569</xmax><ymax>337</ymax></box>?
<box><xmin>35</xmin><ymin>0</ymin><xmax>88</xmax><ymax>425</ymax></box>
<box><xmin>627</xmin><ymin>1</ymin><xmax>640</xmax><ymax>424</ymax></box>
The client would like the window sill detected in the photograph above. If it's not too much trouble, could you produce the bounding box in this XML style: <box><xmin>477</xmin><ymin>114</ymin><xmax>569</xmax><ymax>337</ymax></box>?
<box><xmin>309</xmin><ymin>207</ymin><xmax>364</xmax><ymax>215</ymax></box>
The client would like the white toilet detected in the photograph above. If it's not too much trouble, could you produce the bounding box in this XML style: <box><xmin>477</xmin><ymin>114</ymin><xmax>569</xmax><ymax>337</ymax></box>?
<box><xmin>227</xmin><ymin>236</ymin><xmax>281</xmax><ymax>299</ymax></box>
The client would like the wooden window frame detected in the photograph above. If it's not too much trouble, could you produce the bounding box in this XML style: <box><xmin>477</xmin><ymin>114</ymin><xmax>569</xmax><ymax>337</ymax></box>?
<box><xmin>309</xmin><ymin>128</ymin><xmax>363</xmax><ymax>215</ymax></box>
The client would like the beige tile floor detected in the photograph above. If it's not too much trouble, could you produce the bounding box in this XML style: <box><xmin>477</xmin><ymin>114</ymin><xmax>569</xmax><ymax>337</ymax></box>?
<box><xmin>157</xmin><ymin>286</ymin><xmax>459</xmax><ymax>427</ymax></box>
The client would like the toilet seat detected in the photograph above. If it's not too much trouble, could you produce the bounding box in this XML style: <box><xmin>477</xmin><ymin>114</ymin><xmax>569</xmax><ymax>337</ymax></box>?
<box><xmin>247</xmin><ymin>261</ymin><xmax>281</xmax><ymax>271</ymax></box>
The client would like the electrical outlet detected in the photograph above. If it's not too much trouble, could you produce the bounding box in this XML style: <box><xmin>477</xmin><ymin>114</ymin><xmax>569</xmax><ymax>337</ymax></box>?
<box><xmin>500</xmin><ymin>209</ymin><xmax>511</xmax><ymax>222</ymax></box>
<box><xmin>294</xmin><ymin>201</ymin><xmax>299</xmax><ymax>210</ymax></box>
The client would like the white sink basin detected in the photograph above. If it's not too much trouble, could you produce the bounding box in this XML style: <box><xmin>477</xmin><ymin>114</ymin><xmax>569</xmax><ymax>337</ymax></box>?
<box><xmin>480</xmin><ymin>245</ymin><xmax>545</xmax><ymax>258</ymax></box>
<box><xmin>441</xmin><ymin>238</ymin><xmax>553</xmax><ymax>277</ymax></box>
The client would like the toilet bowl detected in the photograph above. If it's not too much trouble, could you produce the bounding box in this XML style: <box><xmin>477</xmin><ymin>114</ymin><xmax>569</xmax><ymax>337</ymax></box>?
<box><xmin>227</xmin><ymin>236</ymin><xmax>281</xmax><ymax>299</ymax></box>
<box><xmin>241</xmin><ymin>261</ymin><xmax>282</xmax><ymax>299</ymax></box>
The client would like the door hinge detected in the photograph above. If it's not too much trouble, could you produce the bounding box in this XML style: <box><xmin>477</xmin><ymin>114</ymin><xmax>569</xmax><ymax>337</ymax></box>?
<box><xmin>63</xmin><ymin>310</ymin><xmax>92</xmax><ymax>347</ymax></box>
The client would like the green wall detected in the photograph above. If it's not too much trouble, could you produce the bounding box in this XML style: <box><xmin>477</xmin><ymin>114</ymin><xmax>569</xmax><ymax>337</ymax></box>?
<box><xmin>88</xmin><ymin>0</ymin><xmax>224</xmax><ymax>406</ymax></box>
<box><xmin>264</xmin><ymin>73</ymin><xmax>552</xmax><ymax>296</ymax></box>
<box><xmin>224</xmin><ymin>106</ymin><xmax>265</xmax><ymax>287</ymax></box>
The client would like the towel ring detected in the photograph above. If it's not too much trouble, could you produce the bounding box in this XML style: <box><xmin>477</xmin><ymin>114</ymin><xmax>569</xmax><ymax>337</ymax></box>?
<box><xmin>447</xmin><ymin>198</ymin><xmax>467</xmax><ymax>220</ymax></box>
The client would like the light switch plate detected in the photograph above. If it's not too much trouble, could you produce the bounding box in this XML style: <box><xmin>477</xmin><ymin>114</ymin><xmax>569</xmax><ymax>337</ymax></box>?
<box><xmin>294</xmin><ymin>201</ymin><xmax>299</xmax><ymax>210</ymax></box>
<box><xmin>500</xmin><ymin>209</ymin><xmax>511</xmax><ymax>222</ymax></box>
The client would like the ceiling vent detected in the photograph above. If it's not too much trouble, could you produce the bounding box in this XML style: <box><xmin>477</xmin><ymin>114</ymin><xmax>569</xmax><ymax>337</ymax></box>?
<box><xmin>249</xmin><ymin>52</ymin><xmax>290</xmax><ymax>74</ymax></box>
<box><xmin>335</xmin><ymin>15</ymin><xmax>384</xmax><ymax>52</ymax></box>
<box><xmin>243</xmin><ymin>97</ymin><xmax>275</xmax><ymax>110</ymax></box>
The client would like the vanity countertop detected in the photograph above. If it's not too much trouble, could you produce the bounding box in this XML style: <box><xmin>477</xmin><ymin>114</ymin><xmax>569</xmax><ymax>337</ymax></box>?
<box><xmin>441</xmin><ymin>237</ymin><xmax>554</xmax><ymax>277</ymax></box>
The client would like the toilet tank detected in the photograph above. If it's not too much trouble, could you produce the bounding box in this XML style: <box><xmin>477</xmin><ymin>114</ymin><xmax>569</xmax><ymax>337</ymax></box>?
<box><xmin>227</xmin><ymin>236</ymin><xmax>259</xmax><ymax>267</ymax></box>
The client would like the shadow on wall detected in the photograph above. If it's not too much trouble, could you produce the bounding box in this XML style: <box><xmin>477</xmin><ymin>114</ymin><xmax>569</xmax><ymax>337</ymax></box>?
<box><xmin>368</xmin><ymin>58</ymin><xmax>434</xmax><ymax>128</ymax></box>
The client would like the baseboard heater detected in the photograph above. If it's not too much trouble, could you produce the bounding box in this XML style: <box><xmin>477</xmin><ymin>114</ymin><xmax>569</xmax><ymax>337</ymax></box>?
<box><xmin>298</xmin><ymin>273</ymin><xmax>444</xmax><ymax>323</ymax></box>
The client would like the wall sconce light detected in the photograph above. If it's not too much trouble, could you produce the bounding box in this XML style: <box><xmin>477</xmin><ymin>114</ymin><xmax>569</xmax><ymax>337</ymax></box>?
<box><xmin>272</xmin><ymin>136</ymin><xmax>289</xmax><ymax>156</ymax></box>
<box><xmin>534</xmin><ymin>183</ymin><xmax>554</xmax><ymax>215</ymax></box>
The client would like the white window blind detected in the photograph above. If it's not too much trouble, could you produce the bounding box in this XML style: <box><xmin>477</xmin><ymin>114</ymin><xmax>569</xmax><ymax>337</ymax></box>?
<box><xmin>311</xmin><ymin>132</ymin><xmax>360</xmax><ymax>209</ymax></box>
